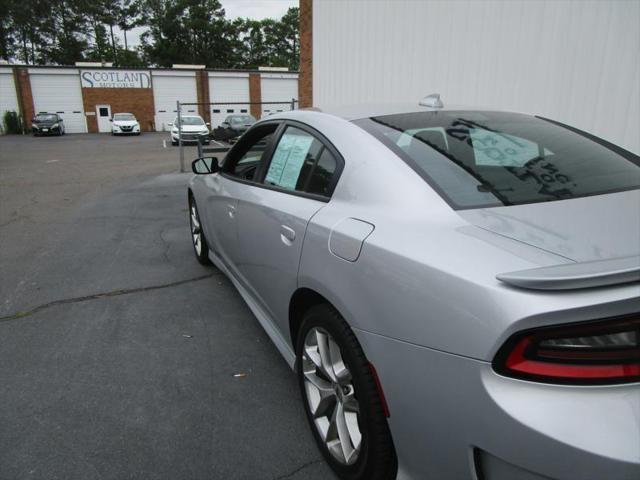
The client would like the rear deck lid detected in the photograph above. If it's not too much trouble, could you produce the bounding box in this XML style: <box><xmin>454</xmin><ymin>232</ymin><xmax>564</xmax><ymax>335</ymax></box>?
<box><xmin>459</xmin><ymin>190</ymin><xmax>640</xmax><ymax>289</ymax></box>
<box><xmin>458</xmin><ymin>189</ymin><xmax>640</xmax><ymax>262</ymax></box>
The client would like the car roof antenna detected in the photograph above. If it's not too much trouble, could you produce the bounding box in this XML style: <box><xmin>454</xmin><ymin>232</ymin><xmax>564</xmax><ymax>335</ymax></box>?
<box><xmin>419</xmin><ymin>93</ymin><xmax>444</xmax><ymax>108</ymax></box>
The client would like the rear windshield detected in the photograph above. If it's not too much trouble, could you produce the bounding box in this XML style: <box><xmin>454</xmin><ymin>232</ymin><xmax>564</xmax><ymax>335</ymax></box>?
<box><xmin>355</xmin><ymin>111</ymin><xmax>640</xmax><ymax>209</ymax></box>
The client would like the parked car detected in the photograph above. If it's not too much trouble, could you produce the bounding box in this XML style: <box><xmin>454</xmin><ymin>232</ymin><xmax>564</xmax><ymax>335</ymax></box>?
<box><xmin>111</xmin><ymin>112</ymin><xmax>140</xmax><ymax>135</ymax></box>
<box><xmin>169</xmin><ymin>115</ymin><xmax>210</xmax><ymax>146</ymax></box>
<box><xmin>212</xmin><ymin>114</ymin><xmax>257</xmax><ymax>144</ymax></box>
<box><xmin>222</xmin><ymin>114</ymin><xmax>257</xmax><ymax>142</ymax></box>
<box><xmin>187</xmin><ymin>97</ymin><xmax>640</xmax><ymax>480</ymax></box>
<box><xmin>31</xmin><ymin>113</ymin><xmax>65</xmax><ymax>136</ymax></box>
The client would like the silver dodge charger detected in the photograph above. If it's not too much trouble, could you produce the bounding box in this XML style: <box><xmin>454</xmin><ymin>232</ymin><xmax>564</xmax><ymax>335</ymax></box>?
<box><xmin>187</xmin><ymin>96</ymin><xmax>640</xmax><ymax>480</ymax></box>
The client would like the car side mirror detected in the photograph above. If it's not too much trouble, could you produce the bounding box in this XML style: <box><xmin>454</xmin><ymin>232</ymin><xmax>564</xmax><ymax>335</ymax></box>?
<box><xmin>192</xmin><ymin>157</ymin><xmax>219</xmax><ymax>175</ymax></box>
<box><xmin>109</xmin><ymin>118</ymin><xmax>113</xmax><ymax>122</ymax></box>
<box><xmin>167</xmin><ymin>122</ymin><xmax>173</xmax><ymax>127</ymax></box>
<box><xmin>32</xmin><ymin>117</ymin><xmax>36</xmax><ymax>122</ymax></box>
<box><xmin>206</xmin><ymin>122</ymin><xmax>210</xmax><ymax>126</ymax></box>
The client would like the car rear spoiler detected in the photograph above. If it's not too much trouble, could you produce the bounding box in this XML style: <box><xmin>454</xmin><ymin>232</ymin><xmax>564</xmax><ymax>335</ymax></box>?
<box><xmin>497</xmin><ymin>256</ymin><xmax>640</xmax><ymax>290</ymax></box>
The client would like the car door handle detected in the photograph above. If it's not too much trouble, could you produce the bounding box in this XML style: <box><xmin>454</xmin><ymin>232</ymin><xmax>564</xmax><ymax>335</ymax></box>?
<box><xmin>227</xmin><ymin>204</ymin><xmax>236</xmax><ymax>218</ymax></box>
<box><xmin>280</xmin><ymin>225</ymin><xmax>296</xmax><ymax>245</ymax></box>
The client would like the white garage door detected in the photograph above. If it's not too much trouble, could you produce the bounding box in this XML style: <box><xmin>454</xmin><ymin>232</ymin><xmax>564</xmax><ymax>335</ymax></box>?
<box><xmin>0</xmin><ymin>69</ymin><xmax>19</xmax><ymax>130</ymax></box>
<box><xmin>261</xmin><ymin>75</ymin><xmax>298</xmax><ymax>117</ymax></box>
<box><xmin>209</xmin><ymin>75</ymin><xmax>250</xmax><ymax>128</ymax></box>
<box><xmin>30</xmin><ymin>70</ymin><xmax>87</xmax><ymax>133</ymax></box>
<box><xmin>152</xmin><ymin>73</ymin><xmax>198</xmax><ymax>131</ymax></box>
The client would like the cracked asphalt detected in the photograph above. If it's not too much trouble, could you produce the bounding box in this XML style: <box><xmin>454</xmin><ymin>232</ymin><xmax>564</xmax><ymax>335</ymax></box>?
<box><xmin>0</xmin><ymin>133</ymin><xmax>334</xmax><ymax>480</ymax></box>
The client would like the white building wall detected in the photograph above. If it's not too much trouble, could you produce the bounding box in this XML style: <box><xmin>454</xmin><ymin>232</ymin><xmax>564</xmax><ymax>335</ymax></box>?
<box><xmin>29</xmin><ymin>68</ymin><xmax>88</xmax><ymax>133</ymax></box>
<box><xmin>152</xmin><ymin>70</ymin><xmax>198</xmax><ymax>131</ymax></box>
<box><xmin>209</xmin><ymin>72</ymin><xmax>250</xmax><ymax>128</ymax></box>
<box><xmin>0</xmin><ymin>68</ymin><xmax>20</xmax><ymax>130</ymax></box>
<box><xmin>261</xmin><ymin>73</ymin><xmax>299</xmax><ymax>117</ymax></box>
<box><xmin>313</xmin><ymin>0</ymin><xmax>640</xmax><ymax>154</ymax></box>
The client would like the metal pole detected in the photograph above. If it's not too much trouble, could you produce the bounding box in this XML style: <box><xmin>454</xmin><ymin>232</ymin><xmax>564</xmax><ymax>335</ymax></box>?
<box><xmin>291</xmin><ymin>98</ymin><xmax>295</xmax><ymax>111</ymax></box>
<box><xmin>177</xmin><ymin>100</ymin><xmax>184</xmax><ymax>173</ymax></box>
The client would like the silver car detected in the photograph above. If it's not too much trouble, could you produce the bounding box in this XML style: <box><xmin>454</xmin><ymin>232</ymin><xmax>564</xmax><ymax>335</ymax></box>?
<box><xmin>187</xmin><ymin>98</ymin><xmax>640</xmax><ymax>480</ymax></box>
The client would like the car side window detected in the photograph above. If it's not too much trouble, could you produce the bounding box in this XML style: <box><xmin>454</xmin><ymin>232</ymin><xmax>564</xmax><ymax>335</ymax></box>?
<box><xmin>223</xmin><ymin>123</ymin><xmax>279</xmax><ymax>181</ymax></box>
<box><xmin>305</xmin><ymin>148</ymin><xmax>338</xmax><ymax>196</ymax></box>
<box><xmin>263</xmin><ymin>126</ymin><xmax>338</xmax><ymax>197</ymax></box>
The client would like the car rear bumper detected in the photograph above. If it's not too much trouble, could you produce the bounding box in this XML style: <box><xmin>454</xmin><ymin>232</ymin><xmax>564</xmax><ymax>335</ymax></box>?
<box><xmin>353</xmin><ymin>328</ymin><xmax>640</xmax><ymax>480</ymax></box>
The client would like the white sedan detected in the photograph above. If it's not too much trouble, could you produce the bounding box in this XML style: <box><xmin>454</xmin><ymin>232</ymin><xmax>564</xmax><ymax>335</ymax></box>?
<box><xmin>187</xmin><ymin>97</ymin><xmax>640</xmax><ymax>480</ymax></box>
<box><xmin>111</xmin><ymin>113</ymin><xmax>140</xmax><ymax>135</ymax></box>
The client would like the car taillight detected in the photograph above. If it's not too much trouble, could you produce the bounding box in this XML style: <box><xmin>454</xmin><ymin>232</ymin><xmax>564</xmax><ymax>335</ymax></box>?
<box><xmin>493</xmin><ymin>315</ymin><xmax>640</xmax><ymax>385</ymax></box>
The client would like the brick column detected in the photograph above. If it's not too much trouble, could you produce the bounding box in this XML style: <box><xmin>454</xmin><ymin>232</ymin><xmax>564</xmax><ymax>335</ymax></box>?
<box><xmin>249</xmin><ymin>73</ymin><xmax>262</xmax><ymax>119</ymax></box>
<box><xmin>14</xmin><ymin>68</ymin><xmax>35</xmax><ymax>130</ymax></box>
<box><xmin>299</xmin><ymin>0</ymin><xmax>313</xmax><ymax>108</ymax></box>
<box><xmin>196</xmin><ymin>71</ymin><xmax>211</xmax><ymax>124</ymax></box>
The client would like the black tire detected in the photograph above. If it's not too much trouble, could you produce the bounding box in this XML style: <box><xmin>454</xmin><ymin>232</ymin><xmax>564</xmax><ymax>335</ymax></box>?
<box><xmin>171</xmin><ymin>140</ymin><xmax>178</xmax><ymax>146</ymax></box>
<box><xmin>188</xmin><ymin>195</ymin><xmax>212</xmax><ymax>265</ymax></box>
<box><xmin>296</xmin><ymin>305</ymin><xmax>397</xmax><ymax>480</ymax></box>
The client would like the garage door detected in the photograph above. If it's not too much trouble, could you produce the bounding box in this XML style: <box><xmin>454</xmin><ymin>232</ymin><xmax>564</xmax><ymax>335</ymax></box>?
<box><xmin>0</xmin><ymin>69</ymin><xmax>19</xmax><ymax>128</ymax></box>
<box><xmin>30</xmin><ymin>70</ymin><xmax>87</xmax><ymax>133</ymax></box>
<box><xmin>261</xmin><ymin>75</ymin><xmax>298</xmax><ymax>117</ymax></box>
<box><xmin>152</xmin><ymin>73</ymin><xmax>198</xmax><ymax>131</ymax></box>
<box><xmin>209</xmin><ymin>75</ymin><xmax>250</xmax><ymax>128</ymax></box>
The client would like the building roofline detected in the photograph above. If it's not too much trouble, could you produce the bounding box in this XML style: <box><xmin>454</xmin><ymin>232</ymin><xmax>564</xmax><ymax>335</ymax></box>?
<box><xmin>4</xmin><ymin>64</ymin><xmax>298</xmax><ymax>74</ymax></box>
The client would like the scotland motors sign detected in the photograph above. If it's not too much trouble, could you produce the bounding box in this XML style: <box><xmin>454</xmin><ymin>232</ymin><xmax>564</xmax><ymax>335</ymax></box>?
<box><xmin>81</xmin><ymin>70</ymin><xmax>151</xmax><ymax>88</ymax></box>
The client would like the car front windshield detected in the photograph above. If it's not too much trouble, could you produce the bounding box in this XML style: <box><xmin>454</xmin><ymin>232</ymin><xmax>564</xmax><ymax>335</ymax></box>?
<box><xmin>356</xmin><ymin>111</ymin><xmax>640</xmax><ymax>209</ymax></box>
<box><xmin>176</xmin><ymin>117</ymin><xmax>205</xmax><ymax>126</ymax></box>
<box><xmin>36</xmin><ymin>114</ymin><xmax>57</xmax><ymax>122</ymax></box>
<box><xmin>114</xmin><ymin>114</ymin><xmax>135</xmax><ymax>121</ymax></box>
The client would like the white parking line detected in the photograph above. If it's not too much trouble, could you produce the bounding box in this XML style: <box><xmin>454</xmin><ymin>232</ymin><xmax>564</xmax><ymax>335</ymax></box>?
<box><xmin>45</xmin><ymin>159</ymin><xmax>60</xmax><ymax>164</ymax></box>
<box><xmin>162</xmin><ymin>140</ymin><xmax>167</xmax><ymax>148</ymax></box>
<box><xmin>210</xmin><ymin>140</ymin><xmax>226</xmax><ymax>147</ymax></box>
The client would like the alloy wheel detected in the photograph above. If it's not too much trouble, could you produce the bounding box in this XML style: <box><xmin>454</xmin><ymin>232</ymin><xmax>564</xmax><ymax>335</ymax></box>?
<box><xmin>190</xmin><ymin>203</ymin><xmax>202</xmax><ymax>256</ymax></box>
<box><xmin>302</xmin><ymin>327</ymin><xmax>363</xmax><ymax>465</ymax></box>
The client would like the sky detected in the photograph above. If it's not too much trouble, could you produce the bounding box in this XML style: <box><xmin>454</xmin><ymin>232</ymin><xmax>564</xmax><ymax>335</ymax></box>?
<box><xmin>115</xmin><ymin>0</ymin><xmax>299</xmax><ymax>48</ymax></box>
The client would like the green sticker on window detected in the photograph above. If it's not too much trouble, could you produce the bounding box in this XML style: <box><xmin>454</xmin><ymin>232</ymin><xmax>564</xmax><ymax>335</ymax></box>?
<box><xmin>266</xmin><ymin>132</ymin><xmax>314</xmax><ymax>189</ymax></box>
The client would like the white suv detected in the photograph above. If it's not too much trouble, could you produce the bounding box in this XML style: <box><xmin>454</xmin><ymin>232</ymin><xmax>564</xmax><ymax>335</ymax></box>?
<box><xmin>169</xmin><ymin>115</ymin><xmax>210</xmax><ymax>146</ymax></box>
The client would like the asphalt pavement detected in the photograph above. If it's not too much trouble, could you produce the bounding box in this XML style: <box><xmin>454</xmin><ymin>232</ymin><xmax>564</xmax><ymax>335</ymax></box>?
<box><xmin>0</xmin><ymin>133</ymin><xmax>334</xmax><ymax>480</ymax></box>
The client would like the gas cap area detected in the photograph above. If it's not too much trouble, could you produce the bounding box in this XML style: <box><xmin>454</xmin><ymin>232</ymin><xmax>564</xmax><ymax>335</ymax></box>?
<box><xmin>328</xmin><ymin>218</ymin><xmax>375</xmax><ymax>262</ymax></box>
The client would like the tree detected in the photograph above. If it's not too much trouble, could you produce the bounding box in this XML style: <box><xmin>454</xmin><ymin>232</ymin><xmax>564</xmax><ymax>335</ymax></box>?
<box><xmin>279</xmin><ymin>7</ymin><xmax>299</xmax><ymax>70</ymax></box>
<box><xmin>2</xmin><ymin>0</ymin><xmax>300</xmax><ymax>70</ymax></box>
<box><xmin>117</xmin><ymin>0</ymin><xmax>142</xmax><ymax>50</ymax></box>
<box><xmin>45</xmin><ymin>0</ymin><xmax>90</xmax><ymax>65</ymax></box>
<box><xmin>139</xmin><ymin>0</ymin><xmax>232</xmax><ymax>67</ymax></box>
<box><xmin>7</xmin><ymin>0</ymin><xmax>51</xmax><ymax>64</ymax></box>
<box><xmin>0</xmin><ymin>0</ymin><xmax>15</xmax><ymax>61</ymax></box>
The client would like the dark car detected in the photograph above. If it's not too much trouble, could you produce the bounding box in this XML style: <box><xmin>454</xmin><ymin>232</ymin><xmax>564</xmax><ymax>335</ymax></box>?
<box><xmin>213</xmin><ymin>114</ymin><xmax>256</xmax><ymax>143</ymax></box>
<box><xmin>32</xmin><ymin>113</ymin><xmax>65</xmax><ymax>136</ymax></box>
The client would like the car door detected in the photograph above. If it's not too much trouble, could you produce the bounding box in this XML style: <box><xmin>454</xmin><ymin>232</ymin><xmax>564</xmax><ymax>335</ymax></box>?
<box><xmin>234</xmin><ymin>122</ymin><xmax>343</xmax><ymax>336</ymax></box>
<box><xmin>201</xmin><ymin>122</ymin><xmax>282</xmax><ymax>276</ymax></box>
